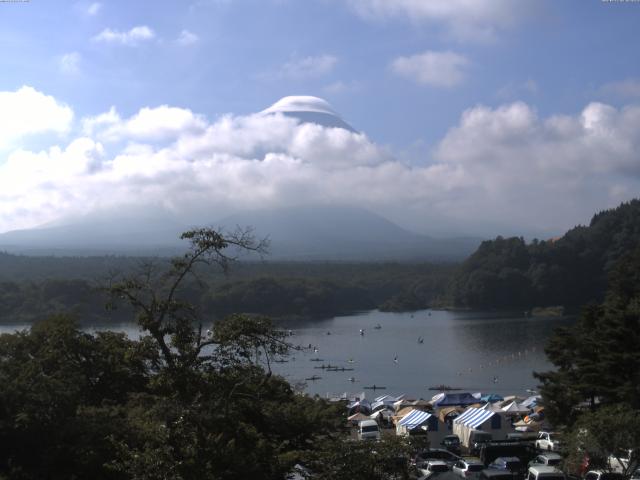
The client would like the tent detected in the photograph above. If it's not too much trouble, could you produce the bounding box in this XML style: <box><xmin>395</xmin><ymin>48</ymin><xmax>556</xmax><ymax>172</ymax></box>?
<box><xmin>347</xmin><ymin>400</ymin><xmax>371</xmax><ymax>416</ymax></box>
<box><xmin>348</xmin><ymin>412</ymin><xmax>369</xmax><ymax>425</ymax></box>
<box><xmin>452</xmin><ymin>407</ymin><xmax>515</xmax><ymax>447</ymax></box>
<box><xmin>481</xmin><ymin>394</ymin><xmax>504</xmax><ymax>404</ymax></box>
<box><xmin>397</xmin><ymin>409</ymin><xmax>452</xmax><ymax>445</ymax></box>
<box><xmin>501</xmin><ymin>401</ymin><xmax>530</xmax><ymax>415</ymax></box>
<box><xmin>371</xmin><ymin>399</ymin><xmax>396</xmax><ymax>413</ymax></box>
<box><xmin>438</xmin><ymin>406</ymin><xmax>463</xmax><ymax>423</ymax></box>
<box><xmin>521</xmin><ymin>395</ymin><xmax>541</xmax><ymax>408</ymax></box>
<box><xmin>433</xmin><ymin>392</ymin><xmax>479</xmax><ymax>408</ymax></box>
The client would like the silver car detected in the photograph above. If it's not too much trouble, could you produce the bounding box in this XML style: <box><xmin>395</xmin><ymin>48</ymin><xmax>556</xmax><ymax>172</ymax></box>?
<box><xmin>452</xmin><ymin>458</ymin><xmax>485</xmax><ymax>480</ymax></box>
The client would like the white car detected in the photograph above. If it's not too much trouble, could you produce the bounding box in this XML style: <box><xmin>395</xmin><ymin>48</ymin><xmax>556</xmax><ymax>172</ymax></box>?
<box><xmin>528</xmin><ymin>453</ymin><xmax>563</xmax><ymax>468</ymax></box>
<box><xmin>536</xmin><ymin>432</ymin><xmax>562</xmax><ymax>451</ymax></box>
<box><xmin>417</xmin><ymin>460</ymin><xmax>450</xmax><ymax>478</ymax></box>
<box><xmin>452</xmin><ymin>457</ymin><xmax>485</xmax><ymax>480</ymax></box>
<box><xmin>584</xmin><ymin>471</ymin><xmax>625</xmax><ymax>480</ymax></box>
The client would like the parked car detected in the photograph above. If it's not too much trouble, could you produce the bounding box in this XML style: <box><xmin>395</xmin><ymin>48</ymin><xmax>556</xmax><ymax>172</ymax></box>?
<box><xmin>417</xmin><ymin>460</ymin><xmax>450</xmax><ymax>478</ymax></box>
<box><xmin>528</xmin><ymin>453</ymin><xmax>562</xmax><ymax>469</ymax></box>
<box><xmin>480</xmin><ymin>470</ymin><xmax>517</xmax><ymax>480</ymax></box>
<box><xmin>357</xmin><ymin>419</ymin><xmax>380</xmax><ymax>441</ymax></box>
<box><xmin>453</xmin><ymin>457</ymin><xmax>485</xmax><ymax>480</ymax></box>
<box><xmin>526</xmin><ymin>465</ymin><xmax>565</xmax><ymax>480</ymax></box>
<box><xmin>414</xmin><ymin>448</ymin><xmax>461</xmax><ymax>467</ymax></box>
<box><xmin>442</xmin><ymin>435</ymin><xmax>462</xmax><ymax>455</ymax></box>
<box><xmin>488</xmin><ymin>457</ymin><xmax>524</xmax><ymax>474</ymax></box>
<box><xmin>536</xmin><ymin>432</ymin><xmax>562</xmax><ymax>452</ymax></box>
<box><xmin>583</xmin><ymin>471</ymin><xmax>625</xmax><ymax>480</ymax></box>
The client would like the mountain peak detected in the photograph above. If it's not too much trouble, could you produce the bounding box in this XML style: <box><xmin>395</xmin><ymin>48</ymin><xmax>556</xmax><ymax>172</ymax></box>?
<box><xmin>260</xmin><ymin>96</ymin><xmax>357</xmax><ymax>133</ymax></box>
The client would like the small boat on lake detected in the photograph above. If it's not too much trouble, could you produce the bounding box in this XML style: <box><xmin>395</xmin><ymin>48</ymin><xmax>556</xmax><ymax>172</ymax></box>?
<box><xmin>428</xmin><ymin>384</ymin><xmax>462</xmax><ymax>391</ymax></box>
<box><xmin>363</xmin><ymin>385</ymin><xmax>386</xmax><ymax>390</ymax></box>
<box><xmin>305</xmin><ymin>375</ymin><xmax>322</xmax><ymax>381</ymax></box>
<box><xmin>309</xmin><ymin>358</ymin><xmax>324</xmax><ymax>362</ymax></box>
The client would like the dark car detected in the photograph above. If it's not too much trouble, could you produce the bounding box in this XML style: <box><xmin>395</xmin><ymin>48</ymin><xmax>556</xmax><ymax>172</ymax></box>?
<box><xmin>488</xmin><ymin>457</ymin><xmax>523</xmax><ymax>473</ymax></box>
<box><xmin>441</xmin><ymin>435</ymin><xmax>462</xmax><ymax>455</ymax></box>
<box><xmin>480</xmin><ymin>470</ymin><xmax>517</xmax><ymax>480</ymax></box>
<box><xmin>470</xmin><ymin>432</ymin><xmax>494</xmax><ymax>455</ymax></box>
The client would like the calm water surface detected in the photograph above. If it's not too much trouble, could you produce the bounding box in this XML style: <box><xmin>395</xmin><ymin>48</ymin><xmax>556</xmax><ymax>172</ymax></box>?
<box><xmin>0</xmin><ymin>309</ymin><xmax>573</xmax><ymax>399</ymax></box>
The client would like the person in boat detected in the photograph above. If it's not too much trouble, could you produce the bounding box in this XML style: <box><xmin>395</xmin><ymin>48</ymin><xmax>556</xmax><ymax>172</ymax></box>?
<box><xmin>393</xmin><ymin>355</ymin><xmax>398</xmax><ymax>364</ymax></box>
<box><xmin>359</xmin><ymin>328</ymin><xmax>365</xmax><ymax>335</ymax></box>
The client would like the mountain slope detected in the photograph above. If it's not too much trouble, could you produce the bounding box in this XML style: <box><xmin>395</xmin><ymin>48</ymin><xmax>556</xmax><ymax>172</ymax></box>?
<box><xmin>0</xmin><ymin>205</ymin><xmax>480</xmax><ymax>260</ymax></box>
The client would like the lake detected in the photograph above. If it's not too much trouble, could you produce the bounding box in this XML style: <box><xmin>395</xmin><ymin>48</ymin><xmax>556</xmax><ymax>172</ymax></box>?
<box><xmin>0</xmin><ymin>309</ymin><xmax>573</xmax><ymax>400</ymax></box>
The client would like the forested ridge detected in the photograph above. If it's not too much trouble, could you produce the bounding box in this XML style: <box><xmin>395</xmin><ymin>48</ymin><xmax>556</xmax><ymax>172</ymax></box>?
<box><xmin>446</xmin><ymin>199</ymin><xmax>640</xmax><ymax>309</ymax></box>
<box><xmin>0</xmin><ymin>255</ymin><xmax>454</xmax><ymax>323</ymax></box>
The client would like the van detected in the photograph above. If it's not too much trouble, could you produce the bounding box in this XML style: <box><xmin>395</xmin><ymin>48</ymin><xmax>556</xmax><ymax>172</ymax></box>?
<box><xmin>358</xmin><ymin>419</ymin><xmax>380</xmax><ymax>441</ymax></box>
<box><xmin>527</xmin><ymin>465</ymin><xmax>565</xmax><ymax>480</ymax></box>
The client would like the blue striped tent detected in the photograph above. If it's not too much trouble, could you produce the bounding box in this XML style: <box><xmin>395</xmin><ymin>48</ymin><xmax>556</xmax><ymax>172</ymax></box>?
<box><xmin>398</xmin><ymin>409</ymin><xmax>433</xmax><ymax>429</ymax></box>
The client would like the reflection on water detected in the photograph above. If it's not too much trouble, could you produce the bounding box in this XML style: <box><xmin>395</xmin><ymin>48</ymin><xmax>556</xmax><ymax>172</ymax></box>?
<box><xmin>0</xmin><ymin>309</ymin><xmax>574</xmax><ymax>399</ymax></box>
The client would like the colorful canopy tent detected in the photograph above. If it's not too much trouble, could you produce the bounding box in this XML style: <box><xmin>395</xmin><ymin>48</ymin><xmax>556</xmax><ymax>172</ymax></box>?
<box><xmin>433</xmin><ymin>393</ymin><xmax>479</xmax><ymax>408</ymax></box>
<box><xmin>501</xmin><ymin>401</ymin><xmax>530</xmax><ymax>415</ymax></box>
<box><xmin>481</xmin><ymin>394</ymin><xmax>504</xmax><ymax>403</ymax></box>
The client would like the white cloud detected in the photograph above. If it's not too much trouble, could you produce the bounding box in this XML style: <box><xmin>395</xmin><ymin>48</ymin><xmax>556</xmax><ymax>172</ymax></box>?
<box><xmin>0</xmin><ymin>86</ymin><xmax>73</xmax><ymax>149</ymax></box>
<box><xmin>346</xmin><ymin>0</ymin><xmax>533</xmax><ymax>42</ymax></box>
<box><xmin>391</xmin><ymin>51</ymin><xmax>469</xmax><ymax>88</ymax></box>
<box><xmin>279</xmin><ymin>54</ymin><xmax>338</xmax><ymax>79</ymax></box>
<box><xmin>59</xmin><ymin>52</ymin><xmax>81</xmax><ymax>75</ymax></box>
<box><xmin>93</xmin><ymin>26</ymin><xmax>155</xmax><ymax>46</ymax></box>
<box><xmin>176</xmin><ymin>29</ymin><xmax>198</xmax><ymax>46</ymax></box>
<box><xmin>87</xmin><ymin>2</ymin><xmax>101</xmax><ymax>15</ymax></box>
<box><xmin>2</xmin><ymin>88</ymin><xmax>640</xmax><ymax>238</ymax></box>
<box><xmin>323</xmin><ymin>80</ymin><xmax>361</xmax><ymax>94</ymax></box>
<box><xmin>84</xmin><ymin>105</ymin><xmax>207</xmax><ymax>142</ymax></box>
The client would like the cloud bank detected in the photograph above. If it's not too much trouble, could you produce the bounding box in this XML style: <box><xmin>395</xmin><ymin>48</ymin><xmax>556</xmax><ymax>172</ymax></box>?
<box><xmin>391</xmin><ymin>50</ymin><xmax>469</xmax><ymax>88</ymax></box>
<box><xmin>1</xmin><ymin>86</ymin><xmax>639</xmax><ymax>238</ymax></box>
<box><xmin>346</xmin><ymin>0</ymin><xmax>534</xmax><ymax>42</ymax></box>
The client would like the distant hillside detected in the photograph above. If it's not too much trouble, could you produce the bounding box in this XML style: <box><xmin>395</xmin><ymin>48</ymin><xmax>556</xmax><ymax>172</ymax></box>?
<box><xmin>446</xmin><ymin>199</ymin><xmax>640</xmax><ymax>309</ymax></box>
<box><xmin>0</xmin><ymin>205</ymin><xmax>481</xmax><ymax>261</ymax></box>
<box><xmin>218</xmin><ymin>206</ymin><xmax>481</xmax><ymax>261</ymax></box>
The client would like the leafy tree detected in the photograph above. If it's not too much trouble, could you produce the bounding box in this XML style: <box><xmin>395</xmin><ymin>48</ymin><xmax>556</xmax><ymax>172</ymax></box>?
<box><xmin>563</xmin><ymin>405</ymin><xmax>640</xmax><ymax>479</ymax></box>
<box><xmin>535</xmin><ymin>245</ymin><xmax>640</xmax><ymax>426</ymax></box>
<box><xmin>302</xmin><ymin>436</ymin><xmax>414</xmax><ymax>480</ymax></box>
<box><xmin>0</xmin><ymin>227</ymin><xmax>349</xmax><ymax>479</ymax></box>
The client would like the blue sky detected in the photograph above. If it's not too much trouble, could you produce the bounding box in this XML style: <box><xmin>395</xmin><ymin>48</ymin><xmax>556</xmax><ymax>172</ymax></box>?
<box><xmin>1</xmin><ymin>0</ymin><xmax>640</xmax><ymax>237</ymax></box>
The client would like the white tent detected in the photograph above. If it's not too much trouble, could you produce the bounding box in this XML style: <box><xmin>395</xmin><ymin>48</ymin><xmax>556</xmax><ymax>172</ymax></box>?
<box><xmin>452</xmin><ymin>407</ymin><xmax>515</xmax><ymax>447</ymax></box>
<box><xmin>501</xmin><ymin>401</ymin><xmax>530</xmax><ymax>415</ymax></box>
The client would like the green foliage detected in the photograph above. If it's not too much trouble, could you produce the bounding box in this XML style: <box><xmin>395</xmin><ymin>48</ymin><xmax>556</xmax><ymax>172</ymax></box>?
<box><xmin>0</xmin><ymin>258</ymin><xmax>456</xmax><ymax>324</ymax></box>
<box><xmin>536</xmin><ymin>245</ymin><xmax>640</xmax><ymax>426</ymax></box>
<box><xmin>448</xmin><ymin>199</ymin><xmax>640</xmax><ymax>309</ymax></box>
<box><xmin>563</xmin><ymin>405</ymin><xmax>640</xmax><ymax>479</ymax></box>
<box><xmin>302</xmin><ymin>436</ymin><xmax>414</xmax><ymax>480</ymax></box>
<box><xmin>0</xmin><ymin>228</ymin><xmax>350</xmax><ymax>478</ymax></box>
